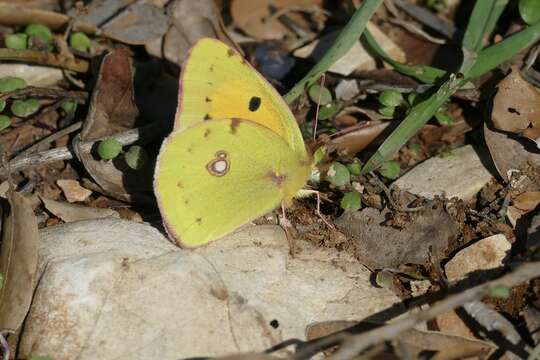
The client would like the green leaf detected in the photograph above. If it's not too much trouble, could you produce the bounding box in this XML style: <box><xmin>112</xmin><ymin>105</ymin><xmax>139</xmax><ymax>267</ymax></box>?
<box><xmin>362</xmin><ymin>74</ymin><xmax>465</xmax><ymax>174</ymax></box>
<box><xmin>460</xmin><ymin>0</ymin><xmax>509</xmax><ymax>74</ymax></box>
<box><xmin>379</xmin><ymin>105</ymin><xmax>395</xmax><ymax>117</ymax></box>
<box><xmin>470</xmin><ymin>21</ymin><xmax>540</xmax><ymax>78</ymax></box>
<box><xmin>284</xmin><ymin>0</ymin><xmax>383</xmax><ymax>103</ymax></box>
<box><xmin>0</xmin><ymin>99</ymin><xmax>5</xmax><ymax>112</ymax></box>
<box><xmin>489</xmin><ymin>285</ymin><xmax>510</xmax><ymax>299</ymax></box>
<box><xmin>308</xmin><ymin>84</ymin><xmax>333</xmax><ymax>105</ymax></box>
<box><xmin>340</xmin><ymin>191</ymin><xmax>362</xmax><ymax>212</ymax></box>
<box><xmin>362</xmin><ymin>28</ymin><xmax>447</xmax><ymax>84</ymax></box>
<box><xmin>69</xmin><ymin>32</ymin><xmax>91</xmax><ymax>52</ymax></box>
<box><xmin>0</xmin><ymin>115</ymin><xmax>11</xmax><ymax>131</ymax></box>
<box><xmin>0</xmin><ymin>76</ymin><xmax>27</xmax><ymax>92</ymax></box>
<box><xmin>5</xmin><ymin>33</ymin><xmax>28</xmax><ymax>50</ymax></box>
<box><xmin>346</xmin><ymin>161</ymin><xmax>362</xmax><ymax>176</ymax></box>
<box><xmin>25</xmin><ymin>24</ymin><xmax>53</xmax><ymax>50</ymax></box>
<box><xmin>379</xmin><ymin>90</ymin><xmax>404</xmax><ymax>107</ymax></box>
<box><xmin>60</xmin><ymin>99</ymin><xmax>78</xmax><ymax>115</ymax></box>
<box><xmin>97</xmin><ymin>138</ymin><xmax>122</xmax><ymax>160</ymax></box>
<box><xmin>327</xmin><ymin>162</ymin><xmax>351</xmax><ymax>187</ymax></box>
<box><xmin>519</xmin><ymin>0</ymin><xmax>540</xmax><ymax>24</ymax></box>
<box><xmin>124</xmin><ymin>145</ymin><xmax>148</xmax><ymax>170</ymax></box>
<box><xmin>435</xmin><ymin>109</ymin><xmax>453</xmax><ymax>125</ymax></box>
<box><xmin>318</xmin><ymin>103</ymin><xmax>338</xmax><ymax>120</ymax></box>
<box><xmin>379</xmin><ymin>160</ymin><xmax>400</xmax><ymax>180</ymax></box>
<box><xmin>11</xmin><ymin>98</ymin><xmax>40</xmax><ymax>117</ymax></box>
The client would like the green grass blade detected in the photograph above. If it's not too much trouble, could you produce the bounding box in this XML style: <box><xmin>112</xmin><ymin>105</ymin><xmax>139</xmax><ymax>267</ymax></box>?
<box><xmin>470</xmin><ymin>21</ymin><xmax>540</xmax><ymax>78</ymax></box>
<box><xmin>361</xmin><ymin>74</ymin><xmax>465</xmax><ymax>174</ymax></box>
<box><xmin>362</xmin><ymin>28</ymin><xmax>447</xmax><ymax>84</ymax></box>
<box><xmin>460</xmin><ymin>0</ymin><xmax>509</xmax><ymax>73</ymax></box>
<box><xmin>284</xmin><ymin>0</ymin><xmax>383</xmax><ymax>103</ymax></box>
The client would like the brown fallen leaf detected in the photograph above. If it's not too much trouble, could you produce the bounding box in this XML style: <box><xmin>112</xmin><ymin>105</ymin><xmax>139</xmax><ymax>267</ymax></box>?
<box><xmin>484</xmin><ymin>120</ymin><xmax>540</xmax><ymax>182</ymax></box>
<box><xmin>492</xmin><ymin>66</ymin><xmax>540</xmax><ymax>143</ymax></box>
<box><xmin>160</xmin><ymin>0</ymin><xmax>229</xmax><ymax>66</ymax></box>
<box><xmin>330</xmin><ymin>122</ymin><xmax>390</xmax><ymax>156</ymax></box>
<box><xmin>41</xmin><ymin>197</ymin><xmax>119</xmax><ymax>222</ymax></box>
<box><xmin>0</xmin><ymin>190</ymin><xmax>39</xmax><ymax>332</ymax></box>
<box><xmin>231</xmin><ymin>0</ymin><xmax>320</xmax><ymax>41</ymax></box>
<box><xmin>335</xmin><ymin>205</ymin><xmax>459</xmax><ymax>269</ymax></box>
<box><xmin>56</xmin><ymin>179</ymin><xmax>92</xmax><ymax>203</ymax></box>
<box><xmin>76</xmin><ymin>49</ymin><xmax>153</xmax><ymax>202</ymax></box>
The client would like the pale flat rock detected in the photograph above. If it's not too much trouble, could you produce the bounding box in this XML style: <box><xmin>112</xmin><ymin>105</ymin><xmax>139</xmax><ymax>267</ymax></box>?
<box><xmin>294</xmin><ymin>22</ymin><xmax>405</xmax><ymax>75</ymax></box>
<box><xmin>394</xmin><ymin>145</ymin><xmax>494</xmax><ymax>201</ymax></box>
<box><xmin>19</xmin><ymin>219</ymin><xmax>400</xmax><ymax>360</ymax></box>
<box><xmin>0</xmin><ymin>64</ymin><xmax>63</xmax><ymax>87</ymax></box>
<box><xmin>445</xmin><ymin>234</ymin><xmax>511</xmax><ymax>283</ymax></box>
<box><xmin>57</xmin><ymin>179</ymin><xmax>92</xmax><ymax>202</ymax></box>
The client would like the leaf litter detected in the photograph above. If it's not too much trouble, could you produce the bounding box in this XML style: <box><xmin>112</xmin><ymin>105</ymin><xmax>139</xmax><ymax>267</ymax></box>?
<box><xmin>0</xmin><ymin>0</ymin><xmax>539</xmax><ymax>358</ymax></box>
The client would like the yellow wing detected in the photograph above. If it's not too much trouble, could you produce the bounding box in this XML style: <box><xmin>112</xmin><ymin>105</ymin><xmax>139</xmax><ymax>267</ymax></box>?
<box><xmin>154</xmin><ymin>118</ymin><xmax>311</xmax><ymax>248</ymax></box>
<box><xmin>176</xmin><ymin>38</ymin><xmax>307</xmax><ymax>158</ymax></box>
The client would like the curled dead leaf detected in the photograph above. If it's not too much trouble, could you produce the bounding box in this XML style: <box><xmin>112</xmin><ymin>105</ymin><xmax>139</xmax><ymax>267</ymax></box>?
<box><xmin>492</xmin><ymin>67</ymin><xmax>540</xmax><ymax>144</ymax></box>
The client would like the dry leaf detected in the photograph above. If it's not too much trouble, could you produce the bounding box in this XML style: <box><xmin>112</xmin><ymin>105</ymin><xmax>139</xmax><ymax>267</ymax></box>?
<box><xmin>492</xmin><ymin>67</ymin><xmax>540</xmax><ymax>143</ymax></box>
<box><xmin>0</xmin><ymin>190</ymin><xmax>39</xmax><ymax>331</ymax></box>
<box><xmin>77</xmin><ymin>50</ymin><xmax>153</xmax><ymax>202</ymax></box>
<box><xmin>330</xmin><ymin>122</ymin><xmax>389</xmax><ymax>155</ymax></box>
<box><xmin>335</xmin><ymin>206</ymin><xmax>459</xmax><ymax>269</ymax></box>
<box><xmin>41</xmin><ymin>197</ymin><xmax>119</xmax><ymax>222</ymax></box>
<box><xmin>231</xmin><ymin>0</ymin><xmax>318</xmax><ymax>41</ymax></box>
<box><xmin>56</xmin><ymin>179</ymin><xmax>92</xmax><ymax>203</ymax></box>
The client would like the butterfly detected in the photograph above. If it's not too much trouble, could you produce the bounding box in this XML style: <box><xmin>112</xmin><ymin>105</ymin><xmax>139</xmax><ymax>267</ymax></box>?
<box><xmin>154</xmin><ymin>38</ymin><xmax>312</xmax><ymax>247</ymax></box>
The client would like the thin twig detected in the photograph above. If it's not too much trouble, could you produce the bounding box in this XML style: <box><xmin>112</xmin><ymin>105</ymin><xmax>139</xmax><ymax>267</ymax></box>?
<box><xmin>12</xmin><ymin>121</ymin><xmax>82</xmax><ymax>160</ymax></box>
<box><xmin>325</xmin><ymin>261</ymin><xmax>540</xmax><ymax>359</ymax></box>
<box><xmin>0</xmin><ymin>48</ymin><xmax>89</xmax><ymax>73</ymax></box>
<box><xmin>0</xmin><ymin>86</ymin><xmax>88</xmax><ymax>101</ymax></box>
<box><xmin>0</xmin><ymin>123</ymin><xmax>165</xmax><ymax>178</ymax></box>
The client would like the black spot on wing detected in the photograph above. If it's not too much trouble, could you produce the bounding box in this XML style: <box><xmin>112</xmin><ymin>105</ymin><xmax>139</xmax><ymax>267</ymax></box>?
<box><xmin>249</xmin><ymin>96</ymin><xmax>261</xmax><ymax>112</ymax></box>
<box><xmin>204</xmin><ymin>114</ymin><xmax>211</xmax><ymax>121</ymax></box>
<box><xmin>205</xmin><ymin>97</ymin><xmax>212</xmax><ymax>102</ymax></box>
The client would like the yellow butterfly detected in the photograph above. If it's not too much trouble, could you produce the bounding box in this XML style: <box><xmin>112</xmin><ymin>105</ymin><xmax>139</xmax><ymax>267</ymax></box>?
<box><xmin>154</xmin><ymin>38</ymin><xmax>312</xmax><ymax>248</ymax></box>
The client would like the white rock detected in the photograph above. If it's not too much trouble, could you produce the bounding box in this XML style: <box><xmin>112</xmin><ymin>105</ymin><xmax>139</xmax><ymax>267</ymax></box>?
<box><xmin>293</xmin><ymin>22</ymin><xmax>405</xmax><ymax>76</ymax></box>
<box><xmin>394</xmin><ymin>145</ymin><xmax>494</xmax><ymax>201</ymax></box>
<box><xmin>20</xmin><ymin>219</ymin><xmax>399</xmax><ymax>360</ymax></box>
<box><xmin>0</xmin><ymin>64</ymin><xmax>64</xmax><ymax>87</ymax></box>
<box><xmin>445</xmin><ymin>234</ymin><xmax>511</xmax><ymax>282</ymax></box>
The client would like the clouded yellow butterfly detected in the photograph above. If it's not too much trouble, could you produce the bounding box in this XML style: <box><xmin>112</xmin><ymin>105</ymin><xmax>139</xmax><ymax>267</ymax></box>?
<box><xmin>154</xmin><ymin>38</ymin><xmax>311</xmax><ymax>247</ymax></box>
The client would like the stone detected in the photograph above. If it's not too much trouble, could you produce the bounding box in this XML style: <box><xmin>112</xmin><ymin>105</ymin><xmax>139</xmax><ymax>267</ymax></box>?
<box><xmin>0</xmin><ymin>64</ymin><xmax>63</xmax><ymax>87</ymax></box>
<box><xmin>19</xmin><ymin>219</ymin><xmax>400</xmax><ymax>360</ymax></box>
<box><xmin>444</xmin><ymin>234</ymin><xmax>511</xmax><ymax>283</ymax></box>
<box><xmin>293</xmin><ymin>22</ymin><xmax>405</xmax><ymax>76</ymax></box>
<box><xmin>393</xmin><ymin>145</ymin><xmax>494</xmax><ymax>201</ymax></box>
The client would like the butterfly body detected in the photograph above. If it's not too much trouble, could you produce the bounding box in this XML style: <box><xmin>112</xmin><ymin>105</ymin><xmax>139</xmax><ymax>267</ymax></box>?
<box><xmin>154</xmin><ymin>38</ymin><xmax>311</xmax><ymax>248</ymax></box>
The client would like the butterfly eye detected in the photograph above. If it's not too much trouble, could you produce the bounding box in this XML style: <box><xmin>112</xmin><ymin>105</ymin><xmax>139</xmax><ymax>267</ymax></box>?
<box><xmin>207</xmin><ymin>150</ymin><xmax>230</xmax><ymax>177</ymax></box>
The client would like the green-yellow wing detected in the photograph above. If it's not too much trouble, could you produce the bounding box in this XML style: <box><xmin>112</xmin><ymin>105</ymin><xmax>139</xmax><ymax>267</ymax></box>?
<box><xmin>176</xmin><ymin>38</ymin><xmax>307</xmax><ymax>158</ymax></box>
<box><xmin>154</xmin><ymin>118</ymin><xmax>311</xmax><ymax>248</ymax></box>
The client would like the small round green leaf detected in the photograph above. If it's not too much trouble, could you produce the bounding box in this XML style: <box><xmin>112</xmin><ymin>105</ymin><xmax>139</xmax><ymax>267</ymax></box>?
<box><xmin>25</xmin><ymin>23</ymin><xmax>53</xmax><ymax>49</ymax></box>
<box><xmin>327</xmin><ymin>162</ymin><xmax>350</xmax><ymax>187</ymax></box>
<box><xmin>5</xmin><ymin>33</ymin><xmax>28</xmax><ymax>50</ymax></box>
<box><xmin>0</xmin><ymin>76</ymin><xmax>27</xmax><ymax>92</ymax></box>
<box><xmin>379</xmin><ymin>160</ymin><xmax>400</xmax><ymax>180</ymax></box>
<box><xmin>124</xmin><ymin>145</ymin><xmax>148</xmax><ymax>170</ymax></box>
<box><xmin>407</xmin><ymin>92</ymin><xmax>418</xmax><ymax>106</ymax></box>
<box><xmin>60</xmin><ymin>99</ymin><xmax>78</xmax><ymax>115</ymax></box>
<box><xmin>318</xmin><ymin>103</ymin><xmax>338</xmax><ymax>120</ymax></box>
<box><xmin>0</xmin><ymin>115</ymin><xmax>11</xmax><ymax>131</ymax></box>
<box><xmin>379</xmin><ymin>105</ymin><xmax>395</xmax><ymax>117</ymax></box>
<box><xmin>519</xmin><ymin>0</ymin><xmax>540</xmax><ymax>24</ymax></box>
<box><xmin>489</xmin><ymin>285</ymin><xmax>511</xmax><ymax>299</ymax></box>
<box><xmin>378</xmin><ymin>90</ymin><xmax>404</xmax><ymax>107</ymax></box>
<box><xmin>69</xmin><ymin>32</ymin><xmax>91</xmax><ymax>52</ymax></box>
<box><xmin>340</xmin><ymin>191</ymin><xmax>362</xmax><ymax>212</ymax></box>
<box><xmin>0</xmin><ymin>99</ymin><xmax>5</xmax><ymax>112</ymax></box>
<box><xmin>11</xmin><ymin>98</ymin><xmax>40</xmax><ymax>117</ymax></box>
<box><xmin>97</xmin><ymin>138</ymin><xmax>122</xmax><ymax>160</ymax></box>
<box><xmin>313</xmin><ymin>146</ymin><xmax>326</xmax><ymax>165</ymax></box>
<box><xmin>346</xmin><ymin>161</ymin><xmax>362</xmax><ymax>176</ymax></box>
<box><xmin>435</xmin><ymin>110</ymin><xmax>453</xmax><ymax>126</ymax></box>
<box><xmin>308</xmin><ymin>84</ymin><xmax>333</xmax><ymax>105</ymax></box>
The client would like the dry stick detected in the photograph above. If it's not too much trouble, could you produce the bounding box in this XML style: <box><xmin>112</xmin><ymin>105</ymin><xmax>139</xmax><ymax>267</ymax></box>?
<box><xmin>0</xmin><ymin>123</ymin><xmax>162</xmax><ymax>178</ymax></box>
<box><xmin>323</xmin><ymin>261</ymin><xmax>540</xmax><ymax>360</ymax></box>
<box><xmin>12</xmin><ymin>121</ymin><xmax>82</xmax><ymax>160</ymax></box>
<box><xmin>0</xmin><ymin>87</ymin><xmax>88</xmax><ymax>101</ymax></box>
<box><xmin>0</xmin><ymin>49</ymin><xmax>89</xmax><ymax>73</ymax></box>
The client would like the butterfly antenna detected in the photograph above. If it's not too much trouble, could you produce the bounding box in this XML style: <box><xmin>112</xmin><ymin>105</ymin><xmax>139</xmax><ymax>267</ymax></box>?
<box><xmin>313</xmin><ymin>73</ymin><xmax>326</xmax><ymax>141</ymax></box>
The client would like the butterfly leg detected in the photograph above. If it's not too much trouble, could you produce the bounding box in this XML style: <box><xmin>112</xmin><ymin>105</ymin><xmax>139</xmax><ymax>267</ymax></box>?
<box><xmin>315</xmin><ymin>191</ymin><xmax>335</xmax><ymax>230</ymax></box>
<box><xmin>279</xmin><ymin>203</ymin><xmax>295</xmax><ymax>256</ymax></box>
